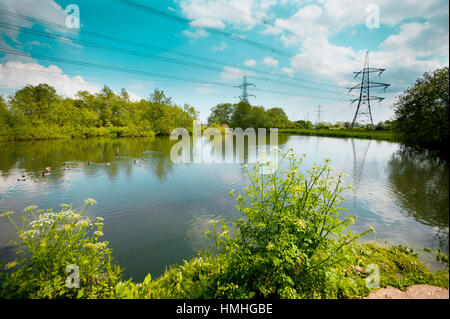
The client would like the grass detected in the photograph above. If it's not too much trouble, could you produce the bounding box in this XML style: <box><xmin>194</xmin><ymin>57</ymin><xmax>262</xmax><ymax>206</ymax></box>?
<box><xmin>279</xmin><ymin>129</ymin><xmax>397</xmax><ymax>142</ymax></box>
<box><xmin>114</xmin><ymin>242</ymin><xmax>449</xmax><ymax>299</ymax></box>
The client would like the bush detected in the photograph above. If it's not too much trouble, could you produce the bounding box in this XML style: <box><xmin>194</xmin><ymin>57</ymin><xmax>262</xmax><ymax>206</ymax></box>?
<box><xmin>0</xmin><ymin>199</ymin><xmax>122</xmax><ymax>298</ymax></box>
<box><xmin>205</xmin><ymin>148</ymin><xmax>373</xmax><ymax>298</ymax></box>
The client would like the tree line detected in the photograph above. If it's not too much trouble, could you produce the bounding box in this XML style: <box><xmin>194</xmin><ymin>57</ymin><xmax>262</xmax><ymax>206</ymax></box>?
<box><xmin>207</xmin><ymin>102</ymin><xmax>293</xmax><ymax>129</ymax></box>
<box><xmin>0</xmin><ymin>84</ymin><xmax>198</xmax><ymax>140</ymax></box>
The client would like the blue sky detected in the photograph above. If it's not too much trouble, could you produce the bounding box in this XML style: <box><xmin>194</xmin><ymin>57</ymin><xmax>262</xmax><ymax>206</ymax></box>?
<box><xmin>0</xmin><ymin>0</ymin><xmax>448</xmax><ymax>123</ymax></box>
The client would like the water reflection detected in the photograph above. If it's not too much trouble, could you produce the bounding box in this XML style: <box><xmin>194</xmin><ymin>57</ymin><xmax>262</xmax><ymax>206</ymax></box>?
<box><xmin>387</xmin><ymin>147</ymin><xmax>449</xmax><ymax>250</ymax></box>
<box><xmin>0</xmin><ymin>137</ymin><xmax>177</xmax><ymax>182</ymax></box>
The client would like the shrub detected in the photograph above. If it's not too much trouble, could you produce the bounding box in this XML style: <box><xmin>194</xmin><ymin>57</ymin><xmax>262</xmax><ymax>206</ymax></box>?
<box><xmin>0</xmin><ymin>199</ymin><xmax>122</xmax><ymax>298</ymax></box>
<box><xmin>202</xmin><ymin>148</ymin><xmax>374</xmax><ymax>298</ymax></box>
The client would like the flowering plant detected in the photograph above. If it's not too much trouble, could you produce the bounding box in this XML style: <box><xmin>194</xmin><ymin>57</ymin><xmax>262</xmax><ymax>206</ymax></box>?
<box><xmin>0</xmin><ymin>199</ymin><xmax>121</xmax><ymax>298</ymax></box>
<box><xmin>210</xmin><ymin>149</ymin><xmax>374</xmax><ymax>298</ymax></box>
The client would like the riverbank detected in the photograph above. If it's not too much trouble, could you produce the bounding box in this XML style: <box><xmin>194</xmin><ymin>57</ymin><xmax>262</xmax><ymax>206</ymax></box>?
<box><xmin>0</xmin><ymin>125</ymin><xmax>156</xmax><ymax>142</ymax></box>
<box><xmin>279</xmin><ymin>128</ymin><xmax>397</xmax><ymax>142</ymax></box>
<box><xmin>112</xmin><ymin>242</ymin><xmax>448</xmax><ymax>299</ymax></box>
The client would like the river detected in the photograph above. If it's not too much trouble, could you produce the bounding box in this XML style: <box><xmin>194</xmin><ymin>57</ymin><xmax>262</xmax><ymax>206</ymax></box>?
<box><xmin>0</xmin><ymin>135</ymin><xmax>448</xmax><ymax>281</ymax></box>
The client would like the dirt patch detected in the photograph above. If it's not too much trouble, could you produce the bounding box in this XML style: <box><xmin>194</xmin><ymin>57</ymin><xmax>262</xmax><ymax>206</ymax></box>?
<box><xmin>365</xmin><ymin>284</ymin><xmax>449</xmax><ymax>299</ymax></box>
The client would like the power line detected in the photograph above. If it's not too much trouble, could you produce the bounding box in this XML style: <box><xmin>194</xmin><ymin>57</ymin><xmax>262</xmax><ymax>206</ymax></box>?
<box><xmin>0</xmin><ymin>20</ymin><xmax>344</xmax><ymax>95</ymax></box>
<box><xmin>216</xmin><ymin>0</ymin><xmax>357</xmax><ymax>63</ymax></box>
<box><xmin>0</xmin><ymin>8</ymin><xmax>344</xmax><ymax>88</ymax></box>
<box><xmin>0</xmin><ymin>48</ymin><xmax>342</xmax><ymax>101</ymax></box>
<box><xmin>113</xmin><ymin>0</ymin><xmax>351</xmax><ymax>75</ymax></box>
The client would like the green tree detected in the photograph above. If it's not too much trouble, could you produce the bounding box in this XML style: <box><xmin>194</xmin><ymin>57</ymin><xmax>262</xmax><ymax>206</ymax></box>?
<box><xmin>266</xmin><ymin>107</ymin><xmax>290</xmax><ymax>128</ymax></box>
<box><xmin>393</xmin><ymin>67</ymin><xmax>449</xmax><ymax>157</ymax></box>
<box><xmin>295</xmin><ymin>120</ymin><xmax>314</xmax><ymax>129</ymax></box>
<box><xmin>231</xmin><ymin>101</ymin><xmax>252</xmax><ymax>129</ymax></box>
<box><xmin>207</xmin><ymin>103</ymin><xmax>234</xmax><ymax>126</ymax></box>
<box><xmin>9</xmin><ymin>84</ymin><xmax>59</xmax><ymax>121</ymax></box>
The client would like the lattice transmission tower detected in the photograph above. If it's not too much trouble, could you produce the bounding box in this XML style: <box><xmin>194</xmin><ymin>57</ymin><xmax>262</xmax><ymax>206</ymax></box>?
<box><xmin>235</xmin><ymin>76</ymin><xmax>255</xmax><ymax>103</ymax></box>
<box><xmin>348</xmin><ymin>51</ymin><xmax>390</xmax><ymax>128</ymax></box>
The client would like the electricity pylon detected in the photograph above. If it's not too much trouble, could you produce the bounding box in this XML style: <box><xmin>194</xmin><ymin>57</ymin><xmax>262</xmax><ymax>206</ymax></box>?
<box><xmin>235</xmin><ymin>76</ymin><xmax>255</xmax><ymax>103</ymax></box>
<box><xmin>348</xmin><ymin>51</ymin><xmax>390</xmax><ymax>128</ymax></box>
<box><xmin>316</xmin><ymin>105</ymin><xmax>322</xmax><ymax>126</ymax></box>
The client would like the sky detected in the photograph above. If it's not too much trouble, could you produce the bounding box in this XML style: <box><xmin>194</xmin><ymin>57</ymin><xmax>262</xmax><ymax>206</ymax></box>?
<box><xmin>0</xmin><ymin>0</ymin><xmax>448</xmax><ymax>123</ymax></box>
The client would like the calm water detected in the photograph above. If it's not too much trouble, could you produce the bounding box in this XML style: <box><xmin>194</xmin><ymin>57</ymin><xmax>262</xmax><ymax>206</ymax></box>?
<box><xmin>0</xmin><ymin>135</ymin><xmax>448</xmax><ymax>280</ymax></box>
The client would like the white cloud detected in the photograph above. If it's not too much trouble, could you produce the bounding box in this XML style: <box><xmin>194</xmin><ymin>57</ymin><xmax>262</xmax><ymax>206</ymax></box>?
<box><xmin>182</xmin><ymin>28</ymin><xmax>209</xmax><ymax>38</ymax></box>
<box><xmin>180</xmin><ymin>0</ymin><xmax>276</xmax><ymax>30</ymax></box>
<box><xmin>127</xmin><ymin>92</ymin><xmax>142</xmax><ymax>102</ymax></box>
<box><xmin>262</xmin><ymin>56</ymin><xmax>279</xmax><ymax>67</ymax></box>
<box><xmin>221</xmin><ymin>66</ymin><xmax>254</xmax><ymax>80</ymax></box>
<box><xmin>0</xmin><ymin>0</ymin><xmax>71</xmax><ymax>44</ymax></box>
<box><xmin>0</xmin><ymin>61</ymin><xmax>100</xmax><ymax>97</ymax></box>
<box><xmin>282</xmin><ymin>67</ymin><xmax>294</xmax><ymax>77</ymax></box>
<box><xmin>212</xmin><ymin>42</ymin><xmax>228</xmax><ymax>51</ymax></box>
<box><xmin>190</xmin><ymin>17</ymin><xmax>226</xmax><ymax>29</ymax></box>
<box><xmin>244</xmin><ymin>59</ymin><xmax>257</xmax><ymax>67</ymax></box>
<box><xmin>268</xmin><ymin>0</ymin><xmax>448</xmax><ymax>95</ymax></box>
<box><xmin>381</xmin><ymin>21</ymin><xmax>449</xmax><ymax>57</ymax></box>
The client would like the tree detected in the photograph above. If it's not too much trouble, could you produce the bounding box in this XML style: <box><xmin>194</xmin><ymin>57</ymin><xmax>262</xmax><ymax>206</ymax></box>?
<box><xmin>231</xmin><ymin>101</ymin><xmax>252</xmax><ymax>129</ymax></box>
<box><xmin>266</xmin><ymin>107</ymin><xmax>290</xmax><ymax>128</ymax></box>
<box><xmin>393</xmin><ymin>67</ymin><xmax>449</xmax><ymax>158</ymax></box>
<box><xmin>9</xmin><ymin>84</ymin><xmax>59</xmax><ymax>120</ymax></box>
<box><xmin>207</xmin><ymin>103</ymin><xmax>234</xmax><ymax>126</ymax></box>
<box><xmin>0</xmin><ymin>95</ymin><xmax>10</xmax><ymax>135</ymax></box>
<box><xmin>295</xmin><ymin>120</ymin><xmax>314</xmax><ymax>129</ymax></box>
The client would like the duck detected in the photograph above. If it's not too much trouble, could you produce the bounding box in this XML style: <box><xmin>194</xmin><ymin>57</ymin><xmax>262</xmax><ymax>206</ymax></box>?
<box><xmin>106</xmin><ymin>162</ymin><xmax>111</xmax><ymax>166</ymax></box>
<box><xmin>45</xmin><ymin>167</ymin><xmax>51</xmax><ymax>172</ymax></box>
<box><xmin>17</xmin><ymin>175</ymin><xmax>26</xmax><ymax>181</ymax></box>
<box><xmin>134</xmin><ymin>159</ymin><xmax>140</xmax><ymax>164</ymax></box>
<box><xmin>87</xmin><ymin>161</ymin><xmax>92</xmax><ymax>166</ymax></box>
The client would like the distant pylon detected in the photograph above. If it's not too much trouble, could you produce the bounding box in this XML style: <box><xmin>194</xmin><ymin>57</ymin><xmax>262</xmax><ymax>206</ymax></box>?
<box><xmin>235</xmin><ymin>76</ymin><xmax>255</xmax><ymax>103</ymax></box>
<box><xmin>316</xmin><ymin>105</ymin><xmax>322</xmax><ymax>126</ymax></box>
<box><xmin>348</xmin><ymin>51</ymin><xmax>390</xmax><ymax>128</ymax></box>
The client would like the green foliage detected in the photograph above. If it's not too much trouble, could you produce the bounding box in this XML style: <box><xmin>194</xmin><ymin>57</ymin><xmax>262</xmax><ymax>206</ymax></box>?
<box><xmin>294</xmin><ymin>120</ymin><xmax>314</xmax><ymax>129</ymax></box>
<box><xmin>393</xmin><ymin>67</ymin><xmax>449</xmax><ymax>158</ymax></box>
<box><xmin>0</xmin><ymin>84</ymin><xmax>198</xmax><ymax>141</ymax></box>
<box><xmin>208</xmin><ymin>101</ymin><xmax>293</xmax><ymax>129</ymax></box>
<box><xmin>207</xmin><ymin>103</ymin><xmax>234</xmax><ymax>126</ymax></box>
<box><xmin>0</xmin><ymin>200</ymin><xmax>122</xmax><ymax>298</ymax></box>
<box><xmin>205</xmin><ymin>150</ymin><xmax>373</xmax><ymax>298</ymax></box>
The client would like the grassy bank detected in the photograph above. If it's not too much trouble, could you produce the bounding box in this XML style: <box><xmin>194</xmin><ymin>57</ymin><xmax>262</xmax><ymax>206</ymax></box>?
<box><xmin>0</xmin><ymin>125</ymin><xmax>155</xmax><ymax>142</ymax></box>
<box><xmin>115</xmin><ymin>243</ymin><xmax>448</xmax><ymax>299</ymax></box>
<box><xmin>1</xmin><ymin>150</ymin><xmax>447</xmax><ymax>299</ymax></box>
<box><xmin>279</xmin><ymin>129</ymin><xmax>397</xmax><ymax>142</ymax></box>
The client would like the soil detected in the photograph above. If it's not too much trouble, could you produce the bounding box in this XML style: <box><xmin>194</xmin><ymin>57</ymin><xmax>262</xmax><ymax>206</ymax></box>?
<box><xmin>365</xmin><ymin>284</ymin><xmax>449</xmax><ymax>299</ymax></box>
